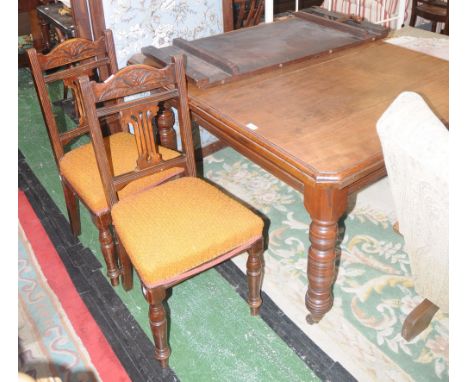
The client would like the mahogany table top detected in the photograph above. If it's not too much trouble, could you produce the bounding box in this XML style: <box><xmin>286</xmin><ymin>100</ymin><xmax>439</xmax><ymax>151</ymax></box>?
<box><xmin>188</xmin><ymin>41</ymin><xmax>448</xmax><ymax>189</ymax></box>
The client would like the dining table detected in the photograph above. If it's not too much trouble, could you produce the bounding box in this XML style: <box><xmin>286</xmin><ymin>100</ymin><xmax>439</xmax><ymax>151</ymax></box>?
<box><xmin>128</xmin><ymin>20</ymin><xmax>448</xmax><ymax>324</ymax></box>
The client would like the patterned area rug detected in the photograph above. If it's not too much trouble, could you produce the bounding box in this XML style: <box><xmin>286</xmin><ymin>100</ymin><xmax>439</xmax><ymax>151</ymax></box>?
<box><xmin>386</xmin><ymin>26</ymin><xmax>449</xmax><ymax>61</ymax></box>
<box><xmin>18</xmin><ymin>191</ymin><xmax>130</xmax><ymax>382</ymax></box>
<box><xmin>203</xmin><ymin>147</ymin><xmax>449</xmax><ymax>382</ymax></box>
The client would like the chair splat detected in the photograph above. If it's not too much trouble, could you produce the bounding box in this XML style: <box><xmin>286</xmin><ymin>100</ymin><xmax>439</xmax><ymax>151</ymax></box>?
<box><xmin>120</xmin><ymin>105</ymin><xmax>162</xmax><ymax>169</ymax></box>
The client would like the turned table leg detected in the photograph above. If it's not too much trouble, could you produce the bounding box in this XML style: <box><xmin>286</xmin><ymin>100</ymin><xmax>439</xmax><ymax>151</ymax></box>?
<box><xmin>304</xmin><ymin>184</ymin><xmax>348</xmax><ymax>324</ymax></box>
<box><xmin>157</xmin><ymin>101</ymin><xmax>178</xmax><ymax>150</ymax></box>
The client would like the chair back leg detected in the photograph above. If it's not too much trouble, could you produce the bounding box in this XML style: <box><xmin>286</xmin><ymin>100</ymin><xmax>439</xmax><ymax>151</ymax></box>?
<box><xmin>94</xmin><ymin>214</ymin><xmax>120</xmax><ymax>286</ymax></box>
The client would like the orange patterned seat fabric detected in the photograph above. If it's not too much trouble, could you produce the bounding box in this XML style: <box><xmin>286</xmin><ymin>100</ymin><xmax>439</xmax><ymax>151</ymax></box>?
<box><xmin>59</xmin><ymin>132</ymin><xmax>183</xmax><ymax>214</ymax></box>
<box><xmin>111</xmin><ymin>177</ymin><xmax>264</xmax><ymax>287</ymax></box>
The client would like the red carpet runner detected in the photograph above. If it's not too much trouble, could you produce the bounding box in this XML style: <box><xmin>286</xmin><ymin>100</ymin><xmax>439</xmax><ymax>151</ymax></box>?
<box><xmin>18</xmin><ymin>190</ymin><xmax>130</xmax><ymax>382</ymax></box>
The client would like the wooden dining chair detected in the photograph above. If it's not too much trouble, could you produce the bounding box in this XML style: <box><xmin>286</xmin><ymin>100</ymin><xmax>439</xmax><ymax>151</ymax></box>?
<box><xmin>77</xmin><ymin>56</ymin><xmax>265</xmax><ymax>367</ymax></box>
<box><xmin>409</xmin><ymin>0</ymin><xmax>448</xmax><ymax>35</ymax></box>
<box><xmin>27</xmin><ymin>30</ymin><xmax>183</xmax><ymax>287</ymax></box>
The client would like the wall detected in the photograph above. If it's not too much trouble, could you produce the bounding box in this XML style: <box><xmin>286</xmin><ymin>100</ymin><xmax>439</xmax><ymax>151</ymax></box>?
<box><xmin>102</xmin><ymin>0</ymin><xmax>223</xmax><ymax>68</ymax></box>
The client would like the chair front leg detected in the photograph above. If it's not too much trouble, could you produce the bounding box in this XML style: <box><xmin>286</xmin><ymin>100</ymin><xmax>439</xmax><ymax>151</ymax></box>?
<box><xmin>246</xmin><ymin>238</ymin><xmax>264</xmax><ymax>316</ymax></box>
<box><xmin>143</xmin><ymin>285</ymin><xmax>171</xmax><ymax>368</ymax></box>
<box><xmin>94</xmin><ymin>214</ymin><xmax>120</xmax><ymax>286</ymax></box>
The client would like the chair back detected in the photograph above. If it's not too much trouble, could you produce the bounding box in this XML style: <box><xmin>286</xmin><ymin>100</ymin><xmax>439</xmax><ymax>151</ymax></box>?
<box><xmin>77</xmin><ymin>56</ymin><xmax>196</xmax><ymax>209</ymax></box>
<box><xmin>27</xmin><ymin>29</ymin><xmax>119</xmax><ymax>164</ymax></box>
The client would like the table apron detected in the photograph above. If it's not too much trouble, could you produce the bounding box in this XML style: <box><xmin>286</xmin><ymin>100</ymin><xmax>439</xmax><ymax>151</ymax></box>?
<box><xmin>191</xmin><ymin>106</ymin><xmax>387</xmax><ymax>200</ymax></box>
<box><xmin>345</xmin><ymin>164</ymin><xmax>387</xmax><ymax>195</ymax></box>
<box><xmin>191</xmin><ymin>109</ymin><xmax>308</xmax><ymax>193</ymax></box>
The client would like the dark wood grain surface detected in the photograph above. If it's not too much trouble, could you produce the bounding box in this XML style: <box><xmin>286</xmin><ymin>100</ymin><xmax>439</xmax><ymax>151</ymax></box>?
<box><xmin>189</xmin><ymin>42</ymin><xmax>448</xmax><ymax>185</ymax></box>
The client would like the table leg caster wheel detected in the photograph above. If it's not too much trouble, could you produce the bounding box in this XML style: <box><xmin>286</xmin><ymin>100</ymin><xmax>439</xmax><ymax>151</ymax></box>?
<box><xmin>306</xmin><ymin>314</ymin><xmax>318</xmax><ymax>325</ymax></box>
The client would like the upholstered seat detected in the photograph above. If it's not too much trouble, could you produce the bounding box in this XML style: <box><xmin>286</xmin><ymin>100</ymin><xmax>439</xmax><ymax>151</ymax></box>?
<box><xmin>112</xmin><ymin>177</ymin><xmax>263</xmax><ymax>286</ymax></box>
<box><xmin>60</xmin><ymin>132</ymin><xmax>183</xmax><ymax>214</ymax></box>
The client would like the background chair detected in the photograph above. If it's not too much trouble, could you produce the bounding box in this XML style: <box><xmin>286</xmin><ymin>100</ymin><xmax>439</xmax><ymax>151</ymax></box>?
<box><xmin>77</xmin><ymin>57</ymin><xmax>265</xmax><ymax>367</ymax></box>
<box><xmin>409</xmin><ymin>0</ymin><xmax>449</xmax><ymax>35</ymax></box>
<box><xmin>376</xmin><ymin>91</ymin><xmax>448</xmax><ymax>341</ymax></box>
<box><xmin>233</xmin><ymin>0</ymin><xmax>265</xmax><ymax>29</ymax></box>
<box><xmin>27</xmin><ymin>30</ymin><xmax>183</xmax><ymax>287</ymax></box>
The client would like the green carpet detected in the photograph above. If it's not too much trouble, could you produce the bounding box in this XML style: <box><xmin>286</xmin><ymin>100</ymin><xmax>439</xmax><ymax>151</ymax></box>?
<box><xmin>18</xmin><ymin>70</ymin><xmax>320</xmax><ymax>381</ymax></box>
<box><xmin>18</xmin><ymin>64</ymin><xmax>449</xmax><ymax>381</ymax></box>
<box><xmin>18</xmin><ymin>35</ymin><xmax>33</xmax><ymax>54</ymax></box>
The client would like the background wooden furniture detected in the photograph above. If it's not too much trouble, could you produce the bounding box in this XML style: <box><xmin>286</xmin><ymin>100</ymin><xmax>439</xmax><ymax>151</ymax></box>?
<box><xmin>18</xmin><ymin>0</ymin><xmax>52</xmax><ymax>67</ymax></box>
<box><xmin>409</xmin><ymin>0</ymin><xmax>448</xmax><ymax>35</ymax></box>
<box><xmin>377</xmin><ymin>91</ymin><xmax>448</xmax><ymax>341</ymax></box>
<box><xmin>131</xmin><ymin>40</ymin><xmax>448</xmax><ymax>324</ymax></box>
<box><xmin>222</xmin><ymin>0</ymin><xmax>324</xmax><ymax>31</ymax></box>
<box><xmin>36</xmin><ymin>2</ymin><xmax>76</xmax><ymax>52</ymax></box>
<box><xmin>78</xmin><ymin>58</ymin><xmax>265</xmax><ymax>367</ymax></box>
<box><xmin>233</xmin><ymin>0</ymin><xmax>265</xmax><ymax>30</ymax></box>
<box><xmin>275</xmin><ymin>0</ymin><xmax>324</xmax><ymax>14</ymax></box>
<box><xmin>19</xmin><ymin>0</ymin><xmax>46</xmax><ymax>50</ymax></box>
<box><xmin>19</xmin><ymin>0</ymin><xmax>107</xmax><ymax>62</ymax></box>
